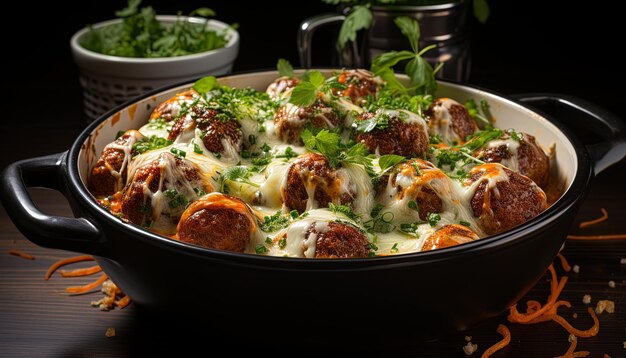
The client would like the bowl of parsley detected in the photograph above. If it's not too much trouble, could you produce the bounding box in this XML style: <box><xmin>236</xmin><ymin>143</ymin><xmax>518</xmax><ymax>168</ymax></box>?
<box><xmin>70</xmin><ymin>0</ymin><xmax>239</xmax><ymax>121</ymax></box>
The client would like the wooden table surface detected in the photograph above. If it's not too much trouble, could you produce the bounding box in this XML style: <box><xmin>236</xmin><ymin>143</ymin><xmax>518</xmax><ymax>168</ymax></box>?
<box><xmin>1</xmin><ymin>140</ymin><xmax>626</xmax><ymax>357</ymax></box>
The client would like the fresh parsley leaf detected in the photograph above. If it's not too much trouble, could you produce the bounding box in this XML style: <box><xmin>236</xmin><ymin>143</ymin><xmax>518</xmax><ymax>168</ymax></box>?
<box><xmin>301</xmin><ymin>129</ymin><xmax>341</xmax><ymax>158</ymax></box>
<box><xmin>193</xmin><ymin>76</ymin><xmax>218</xmax><ymax>94</ymax></box>
<box><xmin>464</xmin><ymin>99</ymin><xmax>492</xmax><ymax>127</ymax></box>
<box><xmin>219</xmin><ymin>166</ymin><xmax>259</xmax><ymax>192</ymax></box>
<box><xmin>370</xmin><ymin>16</ymin><xmax>441</xmax><ymax>96</ymax></box>
<box><xmin>338</xmin><ymin>5</ymin><xmax>373</xmax><ymax>50</ymax></box>
<box><xmin>378</xmin><ymin>154</ymin><xmax>406</xmax><ymax>172</ymax></box>
<box><xmin>189</xmin><ymin>7</ymin><xmax>216</xmax><ymax>18</ymax></box>
<box><xmin>115</xmin><ymin>0</ymin><xmax>140</xmax><ymax>17</ymax></box>
<box><xmin>464</xmin><ymin>129</ymin><xmax>503</xmax><ymax>151</ymax></box>
<box><xmin>277</xmin><ymin>58</ymin><xmax>294</xmax><ymax>78</ymax></box>
<box><xmin>289</xmin><ymin>82</ymin><xmax>319</xmax><ymax>107</ymax></box>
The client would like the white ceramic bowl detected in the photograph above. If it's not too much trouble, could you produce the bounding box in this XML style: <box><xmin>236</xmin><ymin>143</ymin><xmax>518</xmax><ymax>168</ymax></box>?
<box><xmin>70</xmin><ymin>15</ymin><xmax>239</xmax><ymax>121</ymax></box>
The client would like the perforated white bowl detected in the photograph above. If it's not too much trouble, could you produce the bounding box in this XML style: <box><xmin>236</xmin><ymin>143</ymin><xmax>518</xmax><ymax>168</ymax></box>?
<box><xmin>70</xmin><ymin>15</ymin><xmax>239</xmax><ymax>121</ymax></box>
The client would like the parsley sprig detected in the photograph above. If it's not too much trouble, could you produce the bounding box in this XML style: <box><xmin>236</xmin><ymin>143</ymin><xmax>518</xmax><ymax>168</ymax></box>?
<box><xmin>371</xmin><ymin>16</ymin><xmax>442</xmax><ymax>96</ymax></box>
<box><xmin>300</xmin><ymin>129</ymin><xmax>375</xmax><ymax>176</ymax></box>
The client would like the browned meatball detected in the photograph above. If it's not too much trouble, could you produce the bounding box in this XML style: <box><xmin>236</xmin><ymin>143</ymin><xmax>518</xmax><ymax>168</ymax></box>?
<box><xmin>90</xmin><ymin>130</ymin><xmax>144</xmax><ymax>197</ymax></box>
<box><xmin>426</xmin><ymin>98</ymin><xmax>478</xmax><ymax>144</ymax></box>
<box><xmin>384</xmin><ymin>159</ymin><xmax>447</xmax><ymax>221</ymax></box>
<box><xmin>354</xmin><ymin>110</ymin><xmax>429</xmax><ymax>158</ymax></box>
<box><xmin>274</xmin><ymin>100</ymin><xmax>342</xmax><ymax>144</ymax></box>
<box><xmin>266</xmin><ymin>76</ymin><xmax>300</xmax><ymax>99</ymax></box>
<box><xmin>421</xmin><ymin>224</ymin><xmax>479</xmax><ymax>251</ymax></box>
<box><xmin>170</xmin><ymin>105</ymin><xmax>242</xmax><ymax>157</ymax></box>
<box><xmin>466</xmin><ymin>163</ymin><xmax>547</xmax><ymax>235</ymax></box>
<box><xmin>149</xmin><ymin>90</ymin><xmax>198</xmax><ymax>121</ymax></box>
<box><xmin>474</xmin><ymin>130</ymin><xmax>550</xmax><ymax>188</ymax></box>
<box><xmin>282</xmin><ymin>153</ymin><xmax>355</xmax><ymax>213</ymax></box>
<box><xmin>331</xmin><ymin>69</ymin><xmax>381</xmax><ymax>105</ymax></box>
<box><xmin>120</xmin><ymin>152</ymin><xmax>207</xmax><ymax>230</ymax></box>
<box><xmin>303</xmin><ymin>221</ymin><xmax>370</xmax><ymax>258</ymax></box>
<box><xmin>177</xmin><ymin>193</ymin><xmax>257</xmax><ymax>253</ymax></box>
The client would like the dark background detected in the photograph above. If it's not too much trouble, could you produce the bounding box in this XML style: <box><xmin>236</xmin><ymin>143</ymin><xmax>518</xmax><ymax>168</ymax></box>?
<box><xmin>1</xmin><ymin>0</ymin><xmax>624</xmax><ymax>166</ymax></box>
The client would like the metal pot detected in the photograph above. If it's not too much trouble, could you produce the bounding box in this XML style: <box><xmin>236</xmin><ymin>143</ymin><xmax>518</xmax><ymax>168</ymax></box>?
<box><xmin>2</xmin><ymin>71</ymin><xmax>625</xmax><ymax>342</ymax></box>
<box><xmin>298</xmin><ymin>1</ymin><xmax>470</xmax><ymax>80</ymax></box>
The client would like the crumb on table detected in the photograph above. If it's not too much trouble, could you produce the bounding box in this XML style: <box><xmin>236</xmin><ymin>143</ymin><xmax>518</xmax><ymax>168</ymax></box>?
<box><xmin>105</xmin><ymin>327</ymin><xmax>116</xmax><ymax>338</ymax></box>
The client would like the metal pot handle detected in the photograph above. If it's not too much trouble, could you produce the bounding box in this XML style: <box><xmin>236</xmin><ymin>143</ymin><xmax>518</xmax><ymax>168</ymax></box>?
<box><xmin>511</xmin><ymin>93</ymin><xmax>626</xmax><ymax>176</ymax></box>
<box><xmin>298</xmin><ymin>13</ymin><xmax>357</xmax><ymax>68</ymax></box>
<box><xmin>0</xmin><ymin>152</ymin><xmax>104</xmax><ymax>255</ymax></box>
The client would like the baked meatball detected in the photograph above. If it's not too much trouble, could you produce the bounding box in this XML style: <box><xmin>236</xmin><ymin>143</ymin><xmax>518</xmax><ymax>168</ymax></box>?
<box><xmin>426</xmin><ymin>98</ymin><xmax>478</xmax><ymax>144</ymax></box>
<box><xmin>474</xmin><ymin>129</ymin><xmax>549</xmax><ymax>188</ymax></box>
<box><xmin>90</xmin><ymin>130</ymin><xmax>144</xmax><ymax>197</ymax></box>
<box><xmin>169</xmin><ymin>105</ymin><xmax>242</xmax><ymax>160</ymax></box>
<box><xmin>149</xmin><ymin>90</ymin><xmax>198</xmax><ymax>121</ymax></box>
<box><xmin>282</xmin><ymin>153</ymin><xmax>355</xmax><ymax>213</ymax></box>
<box><xmin>177</xmin><ymin>193</ymin><xmax>257</xmax><ymax>253</ymax></box>
<box><xmin>465</xmin><ymin>163</ymin><xmax>547</xmax><ymax>235</ymax></box>
<box><xmin>421</xmin><ymin>224</ymin><xmax>479</xmax><ymax>251</ymax></box>
<box><xmin>330</xmin><ymin>69</ymin><xmax>381</xmax><ymax>105</ymax></box>
<box><xmin>284</xmin><ymin>220</ymin><xmax>370</xmax><ymax>258</ymax></box>
<box><xmin>382</xmin><ymin>159</ymin><xmax>448</xmax><ymax>221</ymax></box>
<box><xmin>273</xmin><ymin>100</ymin><xmax>342</xmax><ymax>144</ymax></box>
<box><xmin>266</xmin><ymin>76</ymin><xmax>300</xmax><ymax>100</ymax></box>
<box><xmin>120</xmin><ymin>152</ymin><xmax>209</xmax><ymax>233</ymax></box>
<box><xmin>354</xmin><ymin>109</ymin><xmax>429</xmax><ymax>158</ymax></box>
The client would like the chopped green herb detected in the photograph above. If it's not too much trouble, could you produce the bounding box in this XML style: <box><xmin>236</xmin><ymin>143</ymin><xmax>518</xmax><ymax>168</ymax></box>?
<box><xmin>162</xmin><ymin>188</ymin><xmax>189</xmax><ymax>209</ymax></box>
<box><xmin>460</xmin><ymin>221</ymin><xmax>471</xmax><ymax>227</ymax></box>
<box><xmin>259</xmin><ymin>211</ymin><xmax>290</xmax><ymax>232</ymax></box>
<box><xmin>390</xmin><ymin>243</ymin><xmax>399</xmax><ymax>253</ymax></box>
<box><xmin>255</xmin><ymin>245</ymin><xmax>268</xmax><ymax>254</ymax></box>
<box><xmin>276</xmin><ymin>146</ymin><xmax>297</xmax><ymax>160</ymax></box>
<box><xmin>329</xmin><ymin>203</ymin><xmax>361</xmax><ymax>222</ymax></box>
<box><xmin>509</xmin><ymin>129</ymin><xmax>523</xmax><ymax>142</ymax></box>
<box><xmin>132</xmin><ymin>135</ymin><xmax>172</xmax><ymax>155</ymax></box>
<box><xmin>369</xmin><ymin>242</ymin><xmax>379</xmax><ymax>251</ymax></box>
<box><xmin>193</xmin><ymin>76</ymin><xmax>218</xmax><ymax>94</ymax></box>
<box><xmin>248</xmin><ymin>134</ymin><xmax>257</xmax><ymax>145</ymax></box>
<box><xmin>193</xmin><ymin>187</ymin><xmax>206</xmax><ymax>197</ymax></box>
<box><xmin>170</xmin><ymin>147</ymin><xmax>186</xmax><ymax>158</ymax></box>
<box><xmin>116</xmin><ymin>130</ymin><xmax>126</xmax><ymax>139</ymax></box>
<box><xmin>278</xmin><ymin>237</ymin><xmax>287</xmax><ymax>249</ymax></box>
<box><xmin>411</xmin><ymin>162</ymin><xmax>421</xmax><ymax>176</ymax></box>
<box><xmin>193</xmin><ymin>142</ymin><xmax>203</xmax><ymax>154</ymax></box>
<box><xmin>219</xmin><ymin>165</ymin><xmax>259</xmax><ymax>192</ymax></box>
<box><xmin>408</xmin><ymin>201</ymin><xmax>418</xmax><ymax>211</ymax></box>
<box><xmin>427</xmin><ymin>213</ymin><xmax>441</xmax><ymax>227</ymax></box>
<box><xmin>290</xmin><ymin>210</ymin><xmax>299</xmax><ymax>219</ymax></box>
<box><xmin>265</xmin><ymin>236</ymin><xmax>273</xmax><ymax>245</ymax></box>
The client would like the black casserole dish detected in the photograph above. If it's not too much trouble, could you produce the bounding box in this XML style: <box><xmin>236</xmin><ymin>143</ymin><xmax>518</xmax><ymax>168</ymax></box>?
<box><xmin>2</xmin><ymin>71</ymin><xmax>625</xmax><ymax>338</ymax></box>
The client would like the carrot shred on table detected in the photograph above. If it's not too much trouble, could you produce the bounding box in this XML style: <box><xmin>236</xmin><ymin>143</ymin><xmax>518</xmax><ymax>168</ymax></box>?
<box><xmin>481</xmin><ymin>324</ymin><xmax>511</xmax><ymax>358</ymax></box>
<box><xmin>509</xmin><ymin>265</ymin><xmax>567</xmax><ymax>323</ymax></box>
<box><xmin>66</xmin><ymin>274</ymin><xmax>108</xmax><ymax>294</ymax></box>
<box><xmin>60</xmin><ymin>265</ymin><xmax>102</xmax><ymax>277</ymax></box>
<box><xmin>116</xmin><ymin>295</ymin><xmax>131</xmax><ymax>309</ymax></box>
<box><xmin>45</xmin><ymin>255</ymin><xmax>94</xmax><ymax>280</ymax></box>
<box><xmin>8</xmin><ymin>250</ymin><xmax>35</xmax><ymax>260</ymax></box>
<box><xmin>578</xmin><ymin>208</ymin><xmax>608</xmax><ymax>229</ymax></box>
<box><xmin>552</xmin><ymin>308</ymin><xmax>599</xmax><ymax>338</ymax></box>
<box><xmin>567</xmin><ymin>234</ymin><xmax>626</xmax><ymax>240</ymax></box>
<box><xmin>556</xmin><ymin>253</ymin><xmax>572</xmax><ymax>272</ymax></box>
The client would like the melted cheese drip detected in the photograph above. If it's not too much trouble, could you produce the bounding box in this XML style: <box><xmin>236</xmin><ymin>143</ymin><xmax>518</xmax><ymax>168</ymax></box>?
<box><xmin>483</xmin><ymin>138</ymin><xmax>521</xmax><ymax>173</ymax></box>
<box><xmin>429</xmin><ymin>98</ymin><xmax>464</xmax><ymax>144</ymax></box>
<box><xmin>104</xmin><ymin>130</ymin><xmax>143</xmax><ymax>190</ymax></box>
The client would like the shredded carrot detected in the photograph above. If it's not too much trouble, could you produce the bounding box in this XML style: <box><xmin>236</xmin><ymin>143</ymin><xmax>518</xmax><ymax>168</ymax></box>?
<box><xmin>481</xmin><ymin>324</ymin><xmax>511</xmax><ymax>358</ymax></box>
<box><xmin>567</xmin><ymin>234</ymin><xmax>626</xmax><ymax>240</ymax></box>
<box><xmin>60</xmin><ymin>265</ymin><xmax>102</xmax><ymax>277</ymax></box>
<box><xmin>556</xmin><ymin>253</ymin><xmax>572</xmax><ymax>272</ymax></box>
<box><xmin>554</xmin><ymin>336</ymin><xmax>591</xmax><ymax>358</ymax></box>
<box><xmin>552</xmin><ymin>307</ymin><xmax>599</xmax><ymax>338</ymax></box>
<box><xmin>45</xmin><ymin>255</ymin><xmax>94</xmax><ymax>280</ymax></box>
<box><xmin>66</xmin><ymin>274</ymin><xmax>108</xmax><ymax>294</ymax></box>
<box><xmin>509</xmin><ymin>265</ymin><xmax>568</xmax><ymax>323</ymax></box>
<box><xmin>116</xmin><ymin>295</ymin><xmax>131</xmax><ymax>309</ymax></box>
<box><xmin>8</xmin><ymin>250</ymin><xmax>35</xmax><ymax>260</ymax></box>
<box><xmin>578</xmin><ymin>208</ymin><xmax>608</xmax><ymax>229</ymax></box>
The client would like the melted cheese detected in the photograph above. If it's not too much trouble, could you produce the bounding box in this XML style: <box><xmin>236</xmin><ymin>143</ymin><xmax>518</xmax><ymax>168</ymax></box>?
<box><xmin>429</xmin><ymin>98</ymin><xmax>464</xmax><ymax>144</ymax></box>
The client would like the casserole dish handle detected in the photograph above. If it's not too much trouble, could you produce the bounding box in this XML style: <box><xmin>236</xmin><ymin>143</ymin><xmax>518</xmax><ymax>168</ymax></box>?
<box><xmin>1</xmin><ymin>152</ymin><xmax>104</xmax><ymax>255</ymax></box>
<box><xmin>512</xmin><ymin>93</ymin><xmax>626</xmax><ymax>175</ymax></box>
